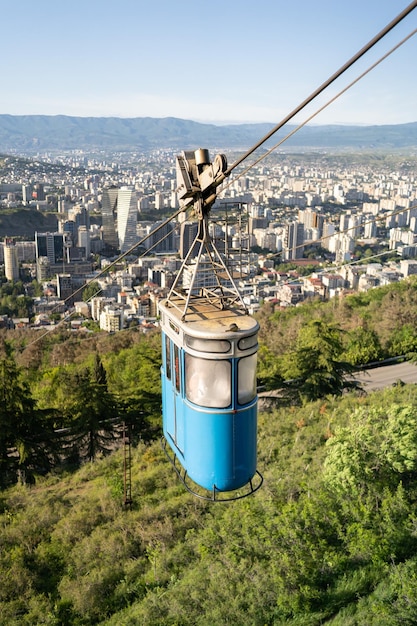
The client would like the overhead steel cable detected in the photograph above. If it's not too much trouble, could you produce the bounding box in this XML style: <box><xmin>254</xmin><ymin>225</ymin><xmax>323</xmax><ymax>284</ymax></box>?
<box><xmin>221</xmin><ymin>26</ymin><xmax>417</xmax><ymax>193</ymax></box>
<box><xmin>57</xmin><ymin>0</ymin><xmax>417</xmax><ymax>296</ymax></box>
<box><xmin>20</xmin><ymin>2</ymin><xmax>417</xmax><ymax>348</ymax></box>
<box><xmin>221</xmin><ymin>0</ymin><xmax>417</xmax><ymax>180</ymax></box>
<box><xmin>22</xmin><ymin>214</ymin><xmax>183</xmax><ymax>347</ymax></box>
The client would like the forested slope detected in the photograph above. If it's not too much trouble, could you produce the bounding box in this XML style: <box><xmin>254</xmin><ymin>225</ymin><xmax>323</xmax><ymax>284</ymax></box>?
<box><xmin>1</xmin><ymin>115</ymin><xmax>416</xmax><ymax>151</ymax></box>
<box><xmin>257</xmin><ymin>275</ymin><xmax>417</xmax><ymax>395</ymax></box>
<box><xmin>2</xmin><ymin>385</ymin><xmax>417</xmax><ymax>624</ymax></box>
<box><xmin>2</xmin><ymin>278</ymin><xmax>417</xmax><ymax>623</ymax></box>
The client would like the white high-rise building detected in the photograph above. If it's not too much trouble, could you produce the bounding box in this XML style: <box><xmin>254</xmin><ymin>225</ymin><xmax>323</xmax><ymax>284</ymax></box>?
<box><xmin>117</xmin><ymin>187</ymin><xmax>138</xmax><ymax>254</ymax></box>
<box><xmin>78</xmin><ymin>226</ymin><xmax>91</xmax><ymax>258</ymax></box>
<box><xmin>4</xmin><ymin>238</ymin><xmax>19</xmax><ymax>282</ymax></box>
<box><xmin>99</xmin><ymin>305</ymin><xmax>124</xmax><ymax>332</ymax></box>
<box><xmin>154</xmin><ymin>191</ymin><xmax>164</xmax><ymax>210</ymax></box>
<box><xmin>282</xmin><ymin>221</ymin><xmax>304</xmax><ymax>260</ymax></box>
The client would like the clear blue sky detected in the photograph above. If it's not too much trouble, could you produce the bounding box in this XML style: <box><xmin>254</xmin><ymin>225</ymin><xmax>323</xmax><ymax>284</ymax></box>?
<box><xmin>1</xmin><ymin>0</ymin><xmax>416</xmax><ymax>126</ymax></box>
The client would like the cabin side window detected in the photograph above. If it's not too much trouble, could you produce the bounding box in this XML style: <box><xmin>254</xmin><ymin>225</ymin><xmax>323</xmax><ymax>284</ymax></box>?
<box><xmin>185</xmin><ymin>354</ymin><xmax>231</xmax><ymax>408</ymax></box>
<box><xmin>174</xmin><ymin>344</ymin><xmax>181</xmax><ymax>393</ymax></box>
<box><xmin>165</xmin><ymin>335</ymin><xmax>171</xmax><ymax>380</ymax></box>
<box><xmin>238</xmin><ymin>334</ymin><xmax>258</xmax><ymax>351</ymax></box>
<box><xmin>185</xmin><ymin>335</ymin><xmax>231</xmax><ymax>353</ymax></box>
<box><xmin>237</xmin><ymin>353</ymin><xmax>257</xmax><ymax>405</ymax></box>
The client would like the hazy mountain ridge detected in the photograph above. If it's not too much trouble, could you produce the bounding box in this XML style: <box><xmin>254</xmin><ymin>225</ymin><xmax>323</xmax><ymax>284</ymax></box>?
<box><xmin>0</xmin><ymin>114</ymin><xmax>416</xmax><ymax>152</ymax></box>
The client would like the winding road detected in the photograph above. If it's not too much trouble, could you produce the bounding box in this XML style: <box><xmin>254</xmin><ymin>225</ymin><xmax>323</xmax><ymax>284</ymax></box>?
<box><xmin>355</xmin><ymin>361</ymin><xmax>417</xmax><ymax>391</ymax></box>
<box><xmin>258</xmin><ymin>360</ymin><xmax>417</xmax><ymax>408</ymax></box>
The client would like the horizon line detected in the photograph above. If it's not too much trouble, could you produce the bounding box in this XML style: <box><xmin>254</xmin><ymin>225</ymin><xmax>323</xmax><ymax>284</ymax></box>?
<box><xmin>0</xmin><ymin>112</ymin><xmax>416</xmax><ymax>128</ymax></box>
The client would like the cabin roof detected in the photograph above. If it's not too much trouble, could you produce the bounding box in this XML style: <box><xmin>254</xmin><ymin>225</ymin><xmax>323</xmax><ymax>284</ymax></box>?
<box><xmin>159</xmin><ymin>296</ymin><xmax>259</xmax><ymax>339</ymax></box>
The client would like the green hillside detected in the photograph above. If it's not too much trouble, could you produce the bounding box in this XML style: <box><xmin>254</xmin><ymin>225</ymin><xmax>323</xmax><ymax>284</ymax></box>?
<box><xmin>0</xmin><ymin>208</ymin><xmax>58</xmax><ymax>238</ymax></box>
<box><xmin>1</xmin><ymin>114</ymin><xmax>417</xmax><ymax>152</ymax></box>
<box><xmin>2</xmin><ymin>385</ymin><xmax>417</xmax><ymax>625</ymax></box>
<box><xmin>2</xmin><ymin>279</ymin><xmax>417</xmax><ymax>624</ymax></box>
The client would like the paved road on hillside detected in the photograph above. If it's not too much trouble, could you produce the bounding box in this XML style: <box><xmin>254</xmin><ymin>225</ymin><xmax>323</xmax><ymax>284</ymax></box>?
<box><xmin>259</xmin><ymin>361</ymin><xmax>417</xmax><ymax>407</ymax></box>
<box><xmin>355</xmin><ymin>361</ymin><xmax>417</xmax><ymax>391</ymax></box>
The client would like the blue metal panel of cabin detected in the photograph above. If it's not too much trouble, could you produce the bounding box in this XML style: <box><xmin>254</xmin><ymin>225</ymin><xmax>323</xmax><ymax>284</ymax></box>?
<box><xmin>183</xmin><ymin>400</ymin><xmax>257</xmax><ymax>492</ymax></box>
<box><xmin>161</xmin><ymin>332</ymin><xmax>173</xmax><ymax>442</ymax></box>
<box><xmin>161</xmin><ymin>371</ymin><xmax>174</xmax><ymax>444</ymax></box>
<box><xmin>161</xmin><ymin>334</ymin><xmax>185</xmax><ymax>456</ymax></box>
<box><xmin>174</xmin><ymin>382</ymin><xmax>185</xmax><ymax>454</ymax></box>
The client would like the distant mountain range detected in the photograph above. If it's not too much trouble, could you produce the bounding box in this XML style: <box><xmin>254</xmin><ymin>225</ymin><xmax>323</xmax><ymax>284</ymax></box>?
<box><xmin>0</xmin><ymin>114</ymin><xmax>417</xmax><ymax>153</ymax></box>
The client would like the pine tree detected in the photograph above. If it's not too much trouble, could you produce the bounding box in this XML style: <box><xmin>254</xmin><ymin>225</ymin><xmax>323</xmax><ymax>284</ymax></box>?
<box><xmin>0</xmin><ymin>340</ymin><xmax>57</xmax><ymax>486</ymax></box>
<box><xmin>282</xmin><ymin>319</ymin><xmax>359</xmax><ymax>402</ymax></box>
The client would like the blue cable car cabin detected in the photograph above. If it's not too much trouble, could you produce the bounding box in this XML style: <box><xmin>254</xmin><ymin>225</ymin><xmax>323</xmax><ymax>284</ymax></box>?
<box><xmin>159</xmin><ymin>296</ymin><xmax>260</xmax><ymax>497</ymax></box>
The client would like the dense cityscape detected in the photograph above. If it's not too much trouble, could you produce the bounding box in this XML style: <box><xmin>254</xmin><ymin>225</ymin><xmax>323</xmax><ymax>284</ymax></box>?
<box><xmin>0</xmin><ymin>149</ymin><xmax>416</xmax><ymax>331</ymax></box>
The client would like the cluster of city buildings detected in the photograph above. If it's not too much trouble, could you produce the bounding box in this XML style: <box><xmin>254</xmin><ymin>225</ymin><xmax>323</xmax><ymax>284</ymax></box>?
<box><xmin>0</xmin><ymin>150</ymin><xmax>416</xmax><ymax>331</ymax></box>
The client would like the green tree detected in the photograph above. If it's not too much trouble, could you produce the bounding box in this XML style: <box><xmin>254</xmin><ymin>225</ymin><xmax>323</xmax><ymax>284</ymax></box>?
<box><xmin>30</xmin><ymin>279</ymin><xmax>43</xmax><ymax>297</ymax></box>
<box><xmin>281</xmin><ymin>319</ymin><xmax>358</xmax><ymax>402</ymax></box>
<box><xmin>257</xmin><ymin>344</ymin><xmax>285</xmax><ymax>391</ymax></box>
<box><xmin>82</xmin><ymin>281</ymin><xmax>102</xmax><ymax>302</ymax></box>
<box><xmin>92</xmin><ymin>351</ymin><xmax>107</xmax><ymax>385</ymax></box>
<box><xmin>61</xmin><ymin>363</ymin><xmax>120</xmax><ymax>462</ymax></box>
<box><xmin>0</xmin><ymin>341</ymin><xmax>57</xmax><ymax>486</ymax></box>
<box><xmin>0</xmin><ymin>293</ymin><xmax>33</xmax><ymax>318</ymax></box>
<box><xmin>324</xmin><ymin>403</ymin><xmax>417</xmax><ymax>496</ymax></box>
<box><xmin>387</xmin><ymin>323</ymin><xmax>417</xmax><ymax>357</ymax></box>
<box><xmin>343</xmin><ymin>325</ymin><xmax>383</xmax><ymax>365</ymax></box>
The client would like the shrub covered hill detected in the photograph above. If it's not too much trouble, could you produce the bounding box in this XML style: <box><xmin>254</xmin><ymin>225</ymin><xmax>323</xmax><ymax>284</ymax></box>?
<box><xmin>2</xmin><ymin>279</ymin><xmax>417</xmax><ymax>624</ymax></box>
<box><xmin>1</xmin><ymin>115</ymin><xmax>417</xmax><ymax>151</ymax></box>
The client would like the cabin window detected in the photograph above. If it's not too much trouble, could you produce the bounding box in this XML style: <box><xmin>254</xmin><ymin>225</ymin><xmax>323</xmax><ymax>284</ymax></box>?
<box><xmin>237</xmin><ymin>353</ymin><xmax>257</xmax><ymax>404</ymax></box>
<box><xmin>185</xmin><ymin>354</ymin><xmax>231</xmax><ymax>408</ymax></box>
<box><xmin>185</xmin><ymin>336</ymin><xmax>231</xmax><ymax>353</ymax></box>
<box><xmin>174</xmin><ymin>344</ymin><xmax>181</xmax><ymax>393</ymax></box>
<box><xmin>169</xmin><ymin>320</ymin><xmax>179</xmax><ymax>334</ymax></box>
<box><xmin>238</xmin><ymin>334</ymin><xmax>258</xmax><ymax>351</ymax></box>
<box><xmin>165</xmin><ymin>335</ymin><xmax>171</xmax><ymax>380</ymax></box>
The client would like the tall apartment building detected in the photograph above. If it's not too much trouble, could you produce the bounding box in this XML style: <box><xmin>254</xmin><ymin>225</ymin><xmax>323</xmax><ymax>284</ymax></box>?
<box><xmin>35</xmin><ymin>232</ymin><xmax>66</xmax><ymax>281</ymax></box>
<box><xmin>101</xmin><ymin>186</ymin><xmax>138</xmax><ymax>254</ymax></box>
<box><xmin>78</xmin><ymin>226</ymin><xmax>91</xmax><ymax>258</ymax></box>
<box><xmin>117</xmin><ymin>187</ymin><xmax>138</xmax><ymax>254</ymax></box>
<box><xmin>56</xmin><ymin>274</ymin><xmax>73</xmax><ymax>303</ymax></box>
<box><xmin>282</xmin><ymin>221</ymin><xmax>304</xmax><ymax>261</ymax></box>
<box><xmin>99</xmin><ymin>305</ymin><xmax>124</xmax><ymax>332</ymax></box>
<box><xmin>321</xmin><ymin>221</ymin><xmax>336</xmax><ymax>250</ymax></box>
<box><xmin>35</xmin><ymin>232</ymin><xmax>65</xmax><ymax>264</ymax></box>
<box><xmin>4</xmin><ymin>238</ymin><xmax>19</xmax><ymax>282</ymax></box>
<box><xmin>101</xmin><ymin>187</ymin><xmax>119</xmax><ymax>251</ymax></box>
<box><xmin>180</xmin><ymin>221</ymin><xmax>199</xmax><ymax>260</ymax></box>
<box><xmin>363</xmin><ymin>215</ymin><xmax>377</xmax><ymax>239</ymax></box>
<box><xmin>22</xmin><ymin>184</ymin><xmax>33</xmax><ymax>205</ymax></box>
<box><xmin>299</xmin><ymin>207</ymin><xmax>324</xmax><ymax>228</ymax></box>
<box><xmin>33</xmin><ymin>183</ymin><xmax>45</xmax><ymax>201</ymax></box>
<box><xmin>146</xmin><ymin>221</ymin><xmax>175</xmax><ymax>253</ymax></box>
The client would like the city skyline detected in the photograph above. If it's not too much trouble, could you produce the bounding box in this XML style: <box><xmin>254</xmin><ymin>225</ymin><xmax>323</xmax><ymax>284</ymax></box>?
<box><xmin>1</xmin><ymin>1</ymin><xmax>417</xmax><ymax>127</ymax></box>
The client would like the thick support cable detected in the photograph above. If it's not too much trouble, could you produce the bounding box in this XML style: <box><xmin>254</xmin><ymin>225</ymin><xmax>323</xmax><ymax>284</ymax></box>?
<box><xmin>223</xmin><ymin>26</ymin><xmax>417</xmax><ymax>192</ymax></box>
<box><xmin>224</xmin><ymin>0</ymin><xmax>417</xmax><ymax>177</ymax></box>
<box><xmin>57</xmin><ymin>205</ymin><xmax>186</xmax><ymax>307</ymax></box>
<box><xmin>47</xmin><ymin>0</ymin><xmax>417</xmax><ymax>312</ymax></box>
<box><xmin>22</xmin><ymin>2</ymin><xmax>417</xmax><ymax>349</ymax></box>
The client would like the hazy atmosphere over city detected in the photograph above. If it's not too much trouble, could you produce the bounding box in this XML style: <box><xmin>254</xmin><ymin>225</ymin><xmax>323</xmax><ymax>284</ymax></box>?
<box><xmin>1</xmin><ymin>0</ymin><xmax>417</xmax><ymax>125</ymax></box>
